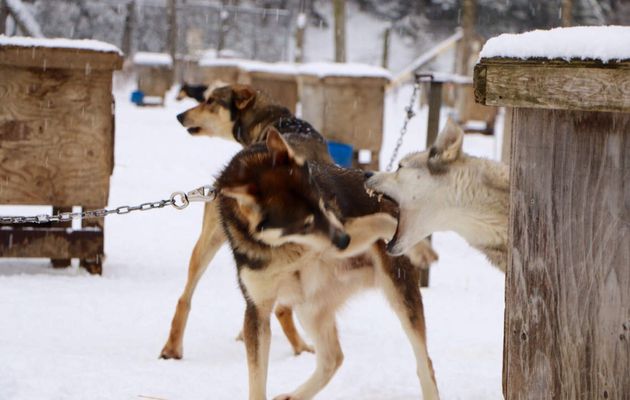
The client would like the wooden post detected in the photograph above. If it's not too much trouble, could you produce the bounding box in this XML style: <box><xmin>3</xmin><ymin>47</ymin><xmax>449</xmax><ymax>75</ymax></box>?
<box><xmin>475</xmin><ymin>57</ymin><xmax>630</xmax><ymax>399</ymax></box>
<box><xmin>122</xmin><ymin>0</ymin><xmax>136</xmax><ymax>58</ymax></box>
<box><xmin>561</xmin><ymin>0</ymin><xmax>573</xmax><ymax>27</ymax></box>
<box><xmin>0</xmin><ymin>1</ymin><xmax>8</xmax><ymax>35</ymax></box>
<box><xmin>167</xmin><ymin>0</ymin><xmax>177</xmax><ymax>61</ymax></box>
<box><xmin>333</xmin><ymin>0</ymin><xmax>346</xmax><ymax>63</ymax></box>
<box><xmin>381</xmin><ymin>26</ymin><xmax>391</xmax><ymax>69</ymax></box>
<box><xmin>457</xmin><ymin>0</ymin><xmax>476</xmax><ymax>76</ymax></box>
<box><xmin>294</xmin><ymin>12</ymin><xmax>306</xmax><ymax>63</ymax></box>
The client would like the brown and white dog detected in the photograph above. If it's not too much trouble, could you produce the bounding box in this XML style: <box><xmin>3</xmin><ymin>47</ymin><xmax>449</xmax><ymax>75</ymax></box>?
<box><xmin>160</xmin><ymin>85</ymin><xmax>332</xmax><ymax>359</ymax></box>
<box><xmin>366</xmin><ymin>118</ymin><xmax>509</xmax><ymax>271</ymax></box>
<box><xmin>215</xmin><ymin>129</ymin><xmax>440</xmax><ymax>400</ymax></box>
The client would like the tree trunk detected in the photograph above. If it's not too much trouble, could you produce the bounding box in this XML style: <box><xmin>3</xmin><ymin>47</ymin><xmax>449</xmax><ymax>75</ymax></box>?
<box><xmin>381</xmin><ymin>26</ymin><xmax>391</xmax><ymax>68</ymax></box>
<box><xmin>121</xmin><ymin>0</ymin><xmax>135</xmax><ymax>58</ymax></box>
<box><xmin>167</xmin><ymin>0</ymin><xmax>177</xmax><ymax>60</ymax></box>
<box><xmin>0</xmin><ymin>0</ymin><xmax>8</xmax><ymax>35</ymax></box>
<box><xmin>333</xmin><ymin>0</ymin><xmax>346</xmax><ymax>63</ymax></box>
<box><xmin>561</xmin><ymin>0</ymin><xmax>573</xmax><ymax>27</ymax></box>
<box><xmin>457</xmin><ymin>0</ymin><xmax>476</xmax><ymax>76</ymax></box>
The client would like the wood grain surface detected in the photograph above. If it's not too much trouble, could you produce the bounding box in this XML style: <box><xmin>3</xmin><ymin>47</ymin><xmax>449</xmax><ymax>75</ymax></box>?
<box><xmin>0</xmin><ymin>66</ymin><xmax>114</xmax><ymax>206</ymax></box>
<box><xmin>474</xmin><ymin>58</ymin><xmax>630</xmax><ymax>113</ymax></box>
<box><xmin>506</xmin><ymin>108</ymin><xmax>630</xmax><ymax>399</ymax></box>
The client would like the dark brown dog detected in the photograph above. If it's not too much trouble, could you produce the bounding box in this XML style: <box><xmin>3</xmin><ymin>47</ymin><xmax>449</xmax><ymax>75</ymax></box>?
<box><xmin>214</xmin><ymin>129</ymin><xmax>440</xmax><ymax>400</ymax></box>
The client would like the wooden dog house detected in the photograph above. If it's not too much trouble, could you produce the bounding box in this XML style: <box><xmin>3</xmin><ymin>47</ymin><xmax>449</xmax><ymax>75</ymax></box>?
<box><xmin>474</xmin><ymin>26</ymin><xmax>630</xmax><ymax>399</ymax></box>
<box><xmin>237</xmin><ymin>61</ymin><xmax>299</xmax><ymax>114</ymax></box>
<box><xmin>299</xmin><ymin>62</ymin><xmax>391</xmax><ymax>171</ymax></box>
<box><xmin>134</xmin><ymin>52</ymin><xmax>173</xmax><ymax>105</ymax></box>
<box><xmin>0</xmin><ymin>36</ymin><xmax>122</xmax><ymax>274</ymax></box>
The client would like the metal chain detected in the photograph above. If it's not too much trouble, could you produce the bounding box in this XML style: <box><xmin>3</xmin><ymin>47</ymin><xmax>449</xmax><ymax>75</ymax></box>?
<box><xmin>0</xmin><ymin>185</ymin><xmax>216</xmax><ymax>225</ymax></box>
<box><xmin>385</xmin><ymin>77</ymin><xmax>422</xmax><ymax>172</ymax></box>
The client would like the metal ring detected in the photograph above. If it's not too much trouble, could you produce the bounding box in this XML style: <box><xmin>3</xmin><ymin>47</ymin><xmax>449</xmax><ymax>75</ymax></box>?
<box><xmin>170</xmin><ymin>191</ymin><xmax>189</xmax><ymax>210</ymax></box>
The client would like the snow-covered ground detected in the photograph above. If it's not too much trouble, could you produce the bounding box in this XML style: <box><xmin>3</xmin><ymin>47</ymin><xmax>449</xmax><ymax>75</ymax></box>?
<box><xmin>0</xmin><ymin>84</ymin><xmax>505</xmax><ymax>400</ymax></box>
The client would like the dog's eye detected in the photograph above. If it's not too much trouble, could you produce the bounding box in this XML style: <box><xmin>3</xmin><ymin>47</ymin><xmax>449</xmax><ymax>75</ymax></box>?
<box><xmin>206</xmin><ymin>97</ymin><xmax>214</xmax><ymax>105</ymax></box>
<box><xmin>256</xmin><ymin>217</ymin><xmax>269</xmax><ymax>232</ymax></box>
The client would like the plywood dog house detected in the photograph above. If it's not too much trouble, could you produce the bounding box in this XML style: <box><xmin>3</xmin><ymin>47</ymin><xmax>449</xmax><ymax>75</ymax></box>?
<box><xmin>299</xmin><ymin>62</ymin><xmax>391</xmax><ymax>171</ymax></box>
<box><xmin>0</xmin><ymin>36</ymin><xmax>123</xmax><ymax>274</ymax></box>
<box><xmin>134</xmin><ymin>52</ymin><xmax>173</xmax><ymax>105</ymax></box>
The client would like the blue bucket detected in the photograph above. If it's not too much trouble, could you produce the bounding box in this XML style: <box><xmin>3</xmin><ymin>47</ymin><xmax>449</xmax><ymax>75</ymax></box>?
<box><xmin>327</xmin><ymin>141</ymin><xmax>353</xmax><ymax>168</ymax></box>
<box><xmin>130</xmin><ymin>90</ymin><xmax>144</xmax><ymax>105</ymax></box>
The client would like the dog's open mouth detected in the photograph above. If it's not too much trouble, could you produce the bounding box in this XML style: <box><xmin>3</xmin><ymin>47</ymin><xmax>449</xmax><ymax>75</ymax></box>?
<box><xmin>365</xmin><ymin>186</ymin><xmax>397</xmax><ymax>205</ymax></box>
<box><xmin>187</xmin><ymin>127</ymin><xmax>201</xmax><ymax>134</ymax></box>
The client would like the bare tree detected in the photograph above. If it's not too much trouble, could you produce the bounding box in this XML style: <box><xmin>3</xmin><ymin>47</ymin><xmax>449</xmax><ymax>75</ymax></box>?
<box><xmin>333</xmin><ymin>0</ymin><xmax>346</xmax><ymax>62</ymax></box>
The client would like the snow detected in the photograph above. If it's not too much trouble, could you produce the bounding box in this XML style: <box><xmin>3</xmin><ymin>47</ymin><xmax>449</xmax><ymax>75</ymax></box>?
<box><xmin>480</xmin><ymin>26</ymin><xmax>630</xmax><ymax>62</ymax></box>
<box><xmin>238</xmin><ymin>60</ymin><xmax>299</xmax><ymax>75</ymax></box>
<box><xmin>133</xmin><ymin>52</ymin><xmax>173</xmax><ymax>67</ymax></box>
<box><xmin>0</xmin><ymin>35</ymin><xmax>122</xmax><ymax>55</ymax></box>
<box><xmin>0</xmin><ymin>84</ymin><xmax>504</xmax><ymax>399</ymax></box>
<box><xmin>298</xmin><ymin>62</ymin><xmax>392</xmax><ymax>79</ymax></box>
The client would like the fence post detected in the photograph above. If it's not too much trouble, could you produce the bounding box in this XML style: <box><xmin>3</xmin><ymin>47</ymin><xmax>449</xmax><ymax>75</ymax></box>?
<box><xmin>475</xmin><ymin>54</ymin><xmax>630</xmax><ymax>400</ymax></box>
<box><xmin>333</xmin><ymin>0</ymin><xmax>346</xmax><ymax>62</ymax></box>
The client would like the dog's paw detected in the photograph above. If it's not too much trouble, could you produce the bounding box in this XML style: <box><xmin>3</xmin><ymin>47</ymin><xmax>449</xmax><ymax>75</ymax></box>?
<box><xmin>273</xmin><ymin>394</ymin><xmax>300</xmax><ymax>400</ymax></box>
<box><xmin>293</xmin><ymin>342</ymin><xmax>315</xmax><ymax>356</ymax></box>
<box><xmin>159</xmin><ymin>345</ymin><xmax>183</xmax><ymax>360</ymax></box>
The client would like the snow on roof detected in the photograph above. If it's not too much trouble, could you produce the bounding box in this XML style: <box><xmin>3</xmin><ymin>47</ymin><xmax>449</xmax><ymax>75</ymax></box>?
<box><xmin>298</xmin><ymin>62</ymin><xmax>392</xmax><ymax>79</ymax></box>
<box><xmin>0</xmin><ymin>35</ymin><xmax>122</xmax><ymax>55</ymax></box>
<box><xmin>198</xmin><ymin>57</ymin><xmax>246</xmax><ymax>67</ymax></box>
<box><xmin>133</xmin><ymin>52</ymin><xmax>173</xmax><ymax>66</ymax></box>
<box><xmin>238</xmin><ymin>60</ymin><xmax>298</xmax><ymax>75</ymax></box>
<box><xmin>480</xmin><ymin>26</ymin><xmax>630</xmax><ymax>63</ymax></box>
<box><xmin>198</xmin><ymin>49</ymin><xmax>245</xmax><ymax>66</ymax></box>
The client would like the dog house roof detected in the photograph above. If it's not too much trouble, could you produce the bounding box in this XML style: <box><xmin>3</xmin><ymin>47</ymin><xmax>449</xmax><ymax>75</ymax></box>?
<box><xmin>479</xmin><ymin>26</ymin><xmax>630</xmax><ymax>63</ymax></box>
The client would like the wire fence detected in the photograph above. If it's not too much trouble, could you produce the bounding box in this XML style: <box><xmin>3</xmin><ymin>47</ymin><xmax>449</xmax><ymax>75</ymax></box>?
<box><xmin>8</xmin><ymin>0</ymin><xmax>294</xmax><ymax>62</ymax></box>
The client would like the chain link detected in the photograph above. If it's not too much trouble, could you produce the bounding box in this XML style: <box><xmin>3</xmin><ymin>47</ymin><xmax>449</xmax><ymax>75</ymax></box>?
<box><xmin>0</xmin><ymin>185</ymin><xmax>216</xmax><ymax>225</ymax></box>
<box><xmin>385</xmin><ymin>76</ymin><xmax>423</xmax><ymax>172</ymax></box>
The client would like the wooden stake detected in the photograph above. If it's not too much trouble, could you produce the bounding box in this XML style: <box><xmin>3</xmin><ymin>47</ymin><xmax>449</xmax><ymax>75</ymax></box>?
<box><xmin>333</xmin><ymin>0</ymin><xmax>346</xmax><ymax>63</ymax></box>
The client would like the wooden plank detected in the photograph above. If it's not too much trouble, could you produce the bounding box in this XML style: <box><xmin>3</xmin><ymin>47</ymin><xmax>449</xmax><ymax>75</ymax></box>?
<box><xmin>506</xmin><ymin>108</ymin><xmax>630</xmax><ymax>399</ymax></box>
<box><xmin>474</xmin><ymin>58</ymin><xmax>630</xmax><ymax>112</ymax></box>
<box><xmin>0</xmin><ymin>67</ymin><xmax>113</xmax><ymax>206</ymax></box>
<box><xmin>0</xmin><ymin>46</ymin><xmax>122</xmax><ymax>70</ymax></box>
<box><xmin>0</xmin><ymin>227</ymin><xmax>103</xmax><ymax>258</ymax></box>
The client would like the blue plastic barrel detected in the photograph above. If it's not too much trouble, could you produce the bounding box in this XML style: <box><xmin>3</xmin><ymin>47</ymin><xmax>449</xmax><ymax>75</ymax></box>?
<box><xmin>130</xmin><ymin>90</ymin><xmax>144</xmax><ymax>105</ymax></box>
<box><xmin>327</xmin><ymin>141</ymin><xmax>353</xmax><ymax>168</ymax></box>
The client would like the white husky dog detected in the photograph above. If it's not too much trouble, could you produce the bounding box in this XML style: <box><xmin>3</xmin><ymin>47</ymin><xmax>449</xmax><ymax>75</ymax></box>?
<box><xmin>365</xmin><ymin>118</ymin><xmax>509</xmax><ymax>271</ymax></box>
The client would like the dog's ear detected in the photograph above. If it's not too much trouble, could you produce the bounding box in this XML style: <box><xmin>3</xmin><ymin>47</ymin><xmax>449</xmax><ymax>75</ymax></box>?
<box><xmin>232</xmin><ymin>85</ymin><xmax>257</xmax><ymax>110</ymax></box>
<box><xmin>435</xmin><ymin>117</ymin><xmax>464</xmax><ymax>162</ymax></box>
<box><xmin>221</xmin><ymin>184</ymin><xmax>257</xmax><ymax>205</ymax></box>
<box><xmin>266</xmin><ymin>127</ymin><xmax>304</xmax><ymax>166</ymax></box>
<box><xmin>428</xmin><ymin>117</ymin><xmax>463</xmax><ymax>173</ymax></box>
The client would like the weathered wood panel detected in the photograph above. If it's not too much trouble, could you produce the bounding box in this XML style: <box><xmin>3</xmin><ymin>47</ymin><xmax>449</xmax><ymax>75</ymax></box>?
<box><xmin>238</xmin><ymin>71</ymin><xmax>298</xmax><ymax>114</ymax></box>
<box><xmin>137</xmin><ymin>65</ymin><xmax>173</xmax><ymax>98</ymax></box>
<box><xmin>0</xmin><ymin>227</ymin><xmax>103</xmax><ymax>258</ymax></box>
<box><xmin>506</xmin><ymin>108</ymin><xmax>630</xmax><ymax>399</ymax></box>
<box><xmin>0</xmin><ymin>46</ymin><xmax>122</xmax><ymax>70</ymax></box>
<box><xmin>0</xmin><ymin>66</ymin><xmax>113</xmax><ymax>206</ymax></box>
<box><xmin>300</xmin><ymin>76</ymin><xmax>386</xmax><ymax>150</ymax></box>
<box><xmin>474</xmin><ymin>59</ymin><xmax>630</xmax><ymax>113</ymax></box>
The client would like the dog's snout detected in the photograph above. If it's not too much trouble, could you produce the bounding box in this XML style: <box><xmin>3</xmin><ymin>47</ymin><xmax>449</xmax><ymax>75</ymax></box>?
<box><xmin>364</xmin><ymin>171</ymin><xmax>374</xmax><ymax>179</ymax></box>
<box><xmin>176</xmin><ymin>112</ymin><xmax>186</xmax><ymax>125</ymax></box>
<box><xmin>332</xmin><ymin>231</ymin><xmax>351</xmax><ymax>250</ymax></box>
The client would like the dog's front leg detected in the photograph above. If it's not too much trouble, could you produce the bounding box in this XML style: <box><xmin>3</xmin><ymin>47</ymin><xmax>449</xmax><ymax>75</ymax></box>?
<box><xmin>274</xmin><ymin>305</ymin><xmax>343</xmax><ymax>400</ymax></box>
<box><xmin>332</xmin><ymin>213</ymin><xmax>397</xmax><ymax>258</ymax></box>
<box><xmin>161</xmin><ymin>203</ymin><xmax>226</xmax><ymax>359</ymax></box>
<box><xmin>244</xmin><ymin>300</ymin><xmax>273</xmax><ymax>400</ymax></box>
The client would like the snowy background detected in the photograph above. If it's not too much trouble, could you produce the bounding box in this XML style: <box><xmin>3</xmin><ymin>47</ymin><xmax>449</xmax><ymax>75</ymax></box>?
<box><xmin>3</xmin><ymin>0</ymin><xmax>624</xmax><ymax>399</ymax></box>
